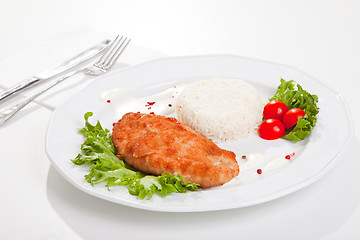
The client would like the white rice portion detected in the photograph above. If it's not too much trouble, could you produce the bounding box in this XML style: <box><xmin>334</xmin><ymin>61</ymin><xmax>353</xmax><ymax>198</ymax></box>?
<box><xmin>176</xmin><ymin>78</ymin><xmax>263</xmax><ymax>141</ymax></box>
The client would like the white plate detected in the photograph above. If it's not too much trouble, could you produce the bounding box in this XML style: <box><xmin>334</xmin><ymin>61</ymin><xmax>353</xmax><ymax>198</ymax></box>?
<box><xmin>46</xmin><ymin>55</ymin><xmax>353</xmax><ymax>212</ymax></box>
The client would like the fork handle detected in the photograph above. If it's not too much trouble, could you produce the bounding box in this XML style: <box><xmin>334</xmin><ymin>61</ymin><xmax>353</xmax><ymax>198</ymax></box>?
<box><xmin>0</xmin><ymin>94</ymin><xmax>37</xmax><ymax>125</ymax></box>
<box><xmin>0</xmin><ymin>76</ymin><xmax>41</xmax><ymax>102</ymax></box>
<box><xmin>0</xmin><ymin>70</ymin><xmax>81</xmax><ymax>126</ymax></box>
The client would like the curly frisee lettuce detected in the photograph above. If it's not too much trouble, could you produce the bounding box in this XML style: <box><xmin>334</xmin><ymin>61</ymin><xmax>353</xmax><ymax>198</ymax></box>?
<box><xmin>269</xmin><ymin>78</ymin><xmax>319</xmax><ymax>142</ymax></box>
<box><xmin>71</xmin><ymin>112</ymin><xmax>200</xmax><ymax>200</ymax></box>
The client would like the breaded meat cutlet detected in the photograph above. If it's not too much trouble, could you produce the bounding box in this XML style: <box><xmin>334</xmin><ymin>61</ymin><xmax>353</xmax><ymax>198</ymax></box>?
<box><xmin>111</xmin><ymin>112</ymin><xmax>239</xmax><ymax>188</ymax></box>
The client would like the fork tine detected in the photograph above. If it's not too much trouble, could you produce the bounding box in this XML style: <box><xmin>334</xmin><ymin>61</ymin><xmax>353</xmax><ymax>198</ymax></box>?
<box><xmin>96</xmin><ymin>35</ymin><xmax>122</xmax><ymax>66</ymax></box>
<box><xmin>103</xmin><ymin>37</ymin><xmax>131</xmax><ymax>70</ymax></box>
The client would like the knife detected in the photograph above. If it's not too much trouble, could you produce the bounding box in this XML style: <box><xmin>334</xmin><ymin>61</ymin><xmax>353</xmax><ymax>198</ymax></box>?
<box><xmin>0</xmin><ymin>39</ymin><xmax>110</xmax><ymax>102</ymax></box>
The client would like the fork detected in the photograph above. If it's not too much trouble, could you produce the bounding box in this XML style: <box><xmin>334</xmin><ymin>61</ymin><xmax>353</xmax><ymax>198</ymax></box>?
<box><xmin>0</xmin><ymin>35</ymin><xmax>130</xmax><ymax>126</ymax></box>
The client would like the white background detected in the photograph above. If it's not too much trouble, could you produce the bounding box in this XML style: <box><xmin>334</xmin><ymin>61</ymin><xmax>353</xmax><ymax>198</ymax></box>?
<box><xmin>1</xmin><ymin>0</ymin><xmax>359</xmax><ymax>239</ymax></box>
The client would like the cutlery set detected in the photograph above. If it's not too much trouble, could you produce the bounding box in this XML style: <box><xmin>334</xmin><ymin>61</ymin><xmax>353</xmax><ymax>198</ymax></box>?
<box><xmin>0</xmin><ymin>35</ymin><xmax>130</xmax><ymax>126</ymax></box>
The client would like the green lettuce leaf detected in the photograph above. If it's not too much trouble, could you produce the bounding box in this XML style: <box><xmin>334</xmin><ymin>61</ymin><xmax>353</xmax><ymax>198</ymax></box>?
<box><xmin>71</xmin><ymin>112</ymin><xmax>200</xmax><ymax>199</ymax></box>
<box><xmin>269</xmin><ymin>78</ymin><xmax>319</xmax><ymax>142</ymax></box>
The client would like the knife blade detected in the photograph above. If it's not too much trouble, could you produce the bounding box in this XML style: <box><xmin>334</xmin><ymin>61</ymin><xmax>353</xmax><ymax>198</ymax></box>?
<box><xmin>0</xmin><ymin>39</ymin><xmax>110</xmax><ymax>102</ymax></box>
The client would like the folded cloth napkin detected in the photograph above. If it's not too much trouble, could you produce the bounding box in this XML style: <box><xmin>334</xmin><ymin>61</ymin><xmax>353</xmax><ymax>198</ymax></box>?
<box><xmin>0</xmin><ymin>29</ymin><xmax>167</xmax><ymax>109</ymax></box>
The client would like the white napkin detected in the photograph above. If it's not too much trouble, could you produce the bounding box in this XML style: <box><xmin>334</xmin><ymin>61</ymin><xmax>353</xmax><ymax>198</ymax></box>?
<box><xmin>0</xmin><ymin>29</ymin><xmax>167</xmax><ymax>109</ymax></box>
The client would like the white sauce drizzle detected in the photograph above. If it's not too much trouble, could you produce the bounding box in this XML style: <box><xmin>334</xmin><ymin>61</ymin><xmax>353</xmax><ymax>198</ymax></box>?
<box><xmin>263</xmin><ymin>155</ymin><xmax>291</xmax><ymax>172</ymax></box>
<box><xmin>100</xmin><ymin>84</ymin><xmax>188</xmax><ymax>122</ymax></box>
<box><xmin>230</xmin><ymin>152</ymin><xmax>295</xmax><ymax>184</ymax></box>
<box><xmin>239</xmin><ymin>153</ymin><xmax>266</xmax><ymax>171</ymax></box>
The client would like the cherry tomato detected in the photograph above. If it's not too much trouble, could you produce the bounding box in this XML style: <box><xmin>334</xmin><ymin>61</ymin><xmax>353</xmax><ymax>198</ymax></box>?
<box><xmin>263</xmin><ymin>100</ymin><xmax>288</xmax><ymax>120</ymax></box>
<box><xmin>258</xmin><ymin>118</ymin><xmax>285</xmax><ymax>140</ymax></box>
<box><xmin>282</xmin><ymin>108</ymin><xmax>306</xmax><ymax>129</ymax></box>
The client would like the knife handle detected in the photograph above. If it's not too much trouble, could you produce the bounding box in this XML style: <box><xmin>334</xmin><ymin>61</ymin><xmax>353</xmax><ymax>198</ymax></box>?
<box><xmin>0</xmin><ymin>76</ymin><xmax>41</xmax><ymax>102</ymax></box>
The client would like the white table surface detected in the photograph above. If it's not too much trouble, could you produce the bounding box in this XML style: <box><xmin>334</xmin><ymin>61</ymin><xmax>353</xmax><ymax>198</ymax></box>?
<box><xmin>1</xmin><ymin>0</ymin><xmax>359</xmax><ymax>239</ymax></box>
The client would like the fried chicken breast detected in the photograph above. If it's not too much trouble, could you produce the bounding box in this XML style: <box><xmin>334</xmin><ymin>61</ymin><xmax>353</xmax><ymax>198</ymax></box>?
<box><xmin>111</xmin><ymin>112</ymin><xmax>239</xmax><ymax>188</ymax></box>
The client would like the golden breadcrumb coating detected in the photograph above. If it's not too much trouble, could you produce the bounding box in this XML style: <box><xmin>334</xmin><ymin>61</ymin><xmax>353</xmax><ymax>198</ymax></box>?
<box><xmin>111</xmin><ymin>112</ymin><xmax>239</xmax><ymax>188</ymax></box>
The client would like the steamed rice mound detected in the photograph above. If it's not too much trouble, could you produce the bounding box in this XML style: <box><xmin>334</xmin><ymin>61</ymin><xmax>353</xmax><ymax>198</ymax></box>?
<box><xmin>176</xmin><ymin>78</ymin><xmax>263</xmax><ymax>141</ymax></box>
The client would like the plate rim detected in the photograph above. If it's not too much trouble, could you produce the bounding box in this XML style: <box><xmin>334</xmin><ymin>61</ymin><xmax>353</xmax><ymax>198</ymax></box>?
<box><xmin>46</xmin><ymin>54</ymin><xmax>354</xmax><ymax>212</ymax></box>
